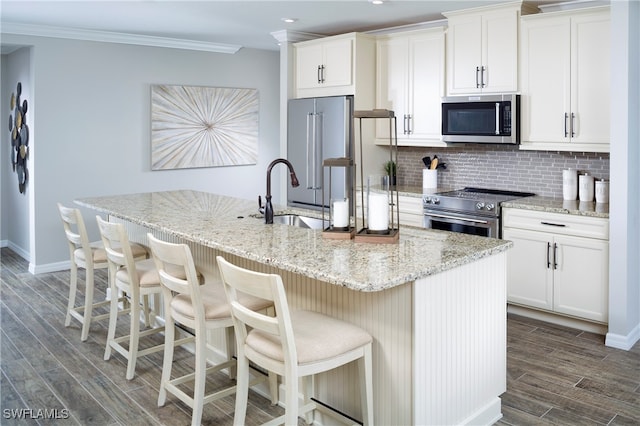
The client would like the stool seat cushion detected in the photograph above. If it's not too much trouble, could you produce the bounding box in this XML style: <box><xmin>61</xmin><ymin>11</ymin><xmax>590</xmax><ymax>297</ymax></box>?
<box><xmin>171</xmin><ymin>282</ymin><xmax>272</xmax><ymax>321</ymax></box>
<box><xmin>76</xmin><ymin>241</ymin><xmax>147</xmax><ymax>264</ymax></box>
<box><xmin>245</xmin><ymin>310</ymin><xmax>372</xmax><ymax>365</ymax></box>
<box><xmin>116</xmin><ymin>258</ymin><xmax>160</xmax><ymax>288</ymax></box>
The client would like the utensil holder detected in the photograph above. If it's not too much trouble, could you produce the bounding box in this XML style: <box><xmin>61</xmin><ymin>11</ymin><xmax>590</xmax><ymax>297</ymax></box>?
<box><xmin>423</xmin><ymin>169</ymin><xmax>437</xmax><ymax>190</ymax></box>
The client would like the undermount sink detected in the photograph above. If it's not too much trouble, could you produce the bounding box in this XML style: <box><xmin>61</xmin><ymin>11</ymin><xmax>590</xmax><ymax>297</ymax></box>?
<box><xmin>272</xmin><ymin>214</ymin><xmax>326</xmax><ymax>230</ymax></box>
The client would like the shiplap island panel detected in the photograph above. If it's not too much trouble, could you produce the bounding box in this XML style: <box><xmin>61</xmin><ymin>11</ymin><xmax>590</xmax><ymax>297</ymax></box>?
<box><xmin>77</xmin><ymin>190</ymin><xmax>511</xmax><ymax>425</ymax></box>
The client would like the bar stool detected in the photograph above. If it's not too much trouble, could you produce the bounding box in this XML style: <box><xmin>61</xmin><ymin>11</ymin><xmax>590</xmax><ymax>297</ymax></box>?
<box><xmin>97</xmin><ymin>216</ymin><xmax>181</xmax><ymax>380</ymax></box>
<box><xmin>216</xmin><ymin>255</ymin><xmax>374</xmax><ymax>426</ymax></box>
<box><xmin>147</xmin><ymin>234</ymin><xmax>275</xmax><ymax>426</ymax></box>
<box><xmin>57</xmin><ymin>203</ymin><xmax>147</xmax><ymax>341</ymax></box>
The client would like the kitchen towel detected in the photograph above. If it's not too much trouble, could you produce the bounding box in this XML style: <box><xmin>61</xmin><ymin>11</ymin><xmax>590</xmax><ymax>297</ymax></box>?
<box><xmin>562</xmin><ymin>169</ymin><xmax>578</xmax><ymax>200</ymax></box>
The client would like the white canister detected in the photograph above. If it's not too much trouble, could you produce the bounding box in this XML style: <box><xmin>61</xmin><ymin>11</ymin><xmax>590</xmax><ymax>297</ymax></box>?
<box><xmin>562</xmin><ymin>169</ymin><xmax>578</xmax><ymax>200</ymax></box>
<box><xmin>595</xmin><ymin>179</ymin><xmax>609</xmax><ymax>204</ymax></box>
<box><xmin>579</xmin><ymin>174</ymin><xmax>595</xmax><ymax>202</ymax></box>
<box><xmin>423</xmin><ymin>169</ymin><xmax>438</xmax><ymax>190</ymax></box>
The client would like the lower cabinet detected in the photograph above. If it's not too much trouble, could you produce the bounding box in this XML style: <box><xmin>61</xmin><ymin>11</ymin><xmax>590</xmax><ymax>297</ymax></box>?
<box><xmin>503</xmin><ymin>208</ymin><xmax>609</xmax><ymax>323</ymax></box>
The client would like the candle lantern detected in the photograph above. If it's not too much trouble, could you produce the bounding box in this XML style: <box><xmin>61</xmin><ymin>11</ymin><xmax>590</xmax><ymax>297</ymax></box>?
<box><xmin>321</xmin><ymin>157</ymin><xmax>356</xmax><ymax>239</ymax></box>
<box><xmin>354</xmin><ymin>109</ymin><xmax>399</xmax><ymax>243</ymax></box>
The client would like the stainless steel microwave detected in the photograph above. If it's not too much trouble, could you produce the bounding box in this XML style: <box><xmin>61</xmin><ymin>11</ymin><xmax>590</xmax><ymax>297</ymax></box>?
<box><xmin>441</xmin><ymin>94</ymin><xmax>520</xmax><ymax>144</ymax></box>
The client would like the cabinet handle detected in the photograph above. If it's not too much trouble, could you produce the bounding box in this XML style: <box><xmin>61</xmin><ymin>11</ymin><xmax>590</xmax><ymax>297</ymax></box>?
<box><xmin>541</xmin><ymin>221</ymin><xmax>566</xmax><ymax>227</ymax></box>
<box><xmin>475</xmin><ymin>66</ymin><xmax>480</xmax><ymax>88</ymax></box>
<box><xmin>553</xmin><ymin>243</ymin><xmax>558</xmax><ymax>269</ymax></box>
<box><xmin>407</xmin><ymin>114</ymin><xmax>412</xmax><ymax>135</ymax></box>
<box><xmin>571</xmin><ymin>112</ymin><xmax>576</xmax><ymax>137</ymax></box>
<box><xmin>564</xmin><ymin>113</ymin><xmax>569</xmax><ymax>137</ymax></box>
<box><xmin>317</xmin><ymin>65</ymin><xmax>322</xmax><ymax>84</ymax></box>
<box><xmin>403</xmin><ymin>114</ymin><xmax>408</xmax><ymax>134</ymax></box>
<box><xmin>546</xmin><ymin>242</ymin><xmax>551</xmax><ymax>269</ymax></box>
<box><xmin>481</xmin><ymin>66</ymin><xmax>486</xmax><ymax>88</ymax></box>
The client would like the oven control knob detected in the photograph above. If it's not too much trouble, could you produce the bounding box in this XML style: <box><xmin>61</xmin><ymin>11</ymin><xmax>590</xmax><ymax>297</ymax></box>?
<box><xmin>486</xmin><ymin>203</ymin><xmax>495</xmax><ymax>211</ymax></box>
<box><xmin>432</xmin><ymin>197</ymin><xmax>440</xmax><ymax>205</ymax></box>
<box><xmin>423</xmin><ymin>197</ymin><xmax>431</xmax><ymax>205</ymax></box>
<box><xmin>476</xmin><ymin>202</ymin><xmax>485</xmax><ymax>210</ymax></box>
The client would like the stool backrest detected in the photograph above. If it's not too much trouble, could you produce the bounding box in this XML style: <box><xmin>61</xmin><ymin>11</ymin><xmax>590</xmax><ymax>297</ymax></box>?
<box><xmin>96</xmin><ymin>216</ymin><xmax>139</xmax><ymax>287</ymax></box>
<box><xmin>147</xmin><ymin>234</ymin><xmax>205</xmax><ymax>320</ymax></box>
<box><xmin>57</xmin><ymin>203</ymin><xmax>92</xmax><ymax>265</ymax></box>
<box><xmin>216</xmin><ymin>256</ymin><xmax>297</xmax><ymax>367</ymax></box>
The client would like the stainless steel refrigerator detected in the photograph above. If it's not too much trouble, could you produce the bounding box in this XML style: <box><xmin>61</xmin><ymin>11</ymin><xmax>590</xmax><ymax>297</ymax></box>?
<box><xmin>287</xmin><ymin>95</ymin><xmax>353</xmax><ymax>210</ymax></box>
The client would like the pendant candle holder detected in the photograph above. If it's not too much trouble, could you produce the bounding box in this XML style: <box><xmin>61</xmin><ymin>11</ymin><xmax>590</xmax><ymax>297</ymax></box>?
<box><xmin>321</xmin><ymin>157</ymin><xmax>356</xmax><ymax>239</ymax></box>
<box><xmin>354</xmin><ymin>109</ymin><xmax>399</xmax><ymax>244</ymax></box>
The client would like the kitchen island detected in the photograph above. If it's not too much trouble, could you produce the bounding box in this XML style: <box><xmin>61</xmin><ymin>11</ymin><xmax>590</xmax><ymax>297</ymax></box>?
<box><xmin>77</xmin><ymin>190</ymin><xmax>511</xmax><ymax>426</ymax></box>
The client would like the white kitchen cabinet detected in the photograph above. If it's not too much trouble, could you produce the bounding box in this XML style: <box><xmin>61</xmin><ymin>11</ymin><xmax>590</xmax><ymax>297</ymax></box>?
<box><xmin>375</xmin><ymin>28</ymin><xmax>446</xmax><ymax>147</ymax></box>
<box><xmin>444</xmin><ymin>3</ymin><xmax>535</xmax><ymax>94</ymax></box>
<box><xmin>503</xmin><ymin>208</ymin><xmax>609</xmax><ymax>323</ymax></box>
<box><xmin>519</xmin><ymin>6</ymin><xmax>610</xmax><ymax>152</ymax></box>
<box><xmin>294</xmin><ymin>32</ymin><xmax>375</xmax><ymax>99</ymax></box>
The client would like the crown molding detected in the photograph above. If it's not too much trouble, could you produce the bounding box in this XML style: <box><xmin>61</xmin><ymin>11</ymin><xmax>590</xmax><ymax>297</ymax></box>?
<box><xmin>1</xmin><ymin>22</ymin><xmax>242</xmax><ymax>54</ymax></box>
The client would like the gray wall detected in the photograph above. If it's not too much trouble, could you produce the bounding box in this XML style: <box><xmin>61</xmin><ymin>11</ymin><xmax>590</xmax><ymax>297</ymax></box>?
<box><xmin>0</xmin><ymin>35</ymin><xmax>280</xmax><ymax>271</ymax></box>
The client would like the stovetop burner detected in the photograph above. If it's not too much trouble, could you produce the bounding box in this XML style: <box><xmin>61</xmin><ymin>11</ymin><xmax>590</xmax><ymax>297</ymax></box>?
<box><xmin>436</xmin><ymin>187</ymin><xmax>536</xmax><ymax>201</ymax></box>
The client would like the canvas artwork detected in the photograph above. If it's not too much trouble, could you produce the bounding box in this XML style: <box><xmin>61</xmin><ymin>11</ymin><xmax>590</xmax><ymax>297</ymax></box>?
<box><xmin>151</xmin><ymin>85</ymin><xmax>259</xmax><ymax>170</ymax></box>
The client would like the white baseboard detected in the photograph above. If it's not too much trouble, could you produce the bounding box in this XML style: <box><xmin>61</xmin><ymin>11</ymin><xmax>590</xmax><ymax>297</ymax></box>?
<box><xmin>507</xmin><ymin>304</ymin><xmax>608</xmax><ymax>335</ymax></box>
<box><xmin>606</xmin><ymin>324</ymin><xmax>640</xmax><ymax>350</ymax></box>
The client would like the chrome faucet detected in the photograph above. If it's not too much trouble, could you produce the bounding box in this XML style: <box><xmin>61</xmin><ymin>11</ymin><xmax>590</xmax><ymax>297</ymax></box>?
<box><xmin>259</xmin><ymin>158</ymin><xmax>300</xmax><ymax>224</ymax></box>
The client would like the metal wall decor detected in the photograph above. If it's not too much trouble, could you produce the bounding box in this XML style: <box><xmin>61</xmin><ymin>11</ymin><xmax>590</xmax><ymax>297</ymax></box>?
<box><xmin>8</xmin><ymin>82</ymin><xmax>29</xmax><ymax>193</ymax></box>
<box><xmin>151</xmin><ymin>84</ymin><xmax>259</xmax><ymax>170</ymax></box>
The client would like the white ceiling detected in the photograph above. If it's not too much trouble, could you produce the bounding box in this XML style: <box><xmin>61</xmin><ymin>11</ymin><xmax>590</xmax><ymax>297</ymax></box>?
<box><xmin>0</xmin><ymin>0</ymin><xmax>549</xmax><ymax>53</ymax></box>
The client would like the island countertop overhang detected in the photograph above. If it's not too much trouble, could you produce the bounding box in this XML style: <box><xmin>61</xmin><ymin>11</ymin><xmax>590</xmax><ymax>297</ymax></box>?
<box><xmin>76</xmin><ymin>189</ymin><xmax>512</xmax><ymax>292</ymax></box>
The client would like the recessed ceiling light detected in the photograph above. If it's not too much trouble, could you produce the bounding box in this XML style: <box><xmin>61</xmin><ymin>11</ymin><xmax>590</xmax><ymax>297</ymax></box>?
<box><xmin>281</xmin><ymin>18</ymin><xmax>298</xmax><ymax>23</ymax></box>
<box><xmin>370</xmin><ymin>0</ymin><xmax>384</xmax><ymax>4</ymax></box>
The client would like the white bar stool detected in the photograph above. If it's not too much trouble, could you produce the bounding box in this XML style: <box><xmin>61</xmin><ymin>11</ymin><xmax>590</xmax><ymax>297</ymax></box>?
<box><xmin>147</xmin><ymin>234</ymin><xmax>275</xmax><ymax>426</ymax></box>
<box><xmin>216</xmin><ymin>255</ymin><xmax>374</xmax><ymax>426</ymax></box>
<box><xmin>57</xmin><ymin>203</ymin><xmax>146</xmax><ymax>341</ymax></box>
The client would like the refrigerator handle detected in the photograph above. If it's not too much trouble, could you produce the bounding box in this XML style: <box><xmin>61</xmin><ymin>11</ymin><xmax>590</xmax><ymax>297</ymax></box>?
<box><xmin>306</xmin><ymin>112</ymin><xmax>322</xmax><ymax>190</ymax></box>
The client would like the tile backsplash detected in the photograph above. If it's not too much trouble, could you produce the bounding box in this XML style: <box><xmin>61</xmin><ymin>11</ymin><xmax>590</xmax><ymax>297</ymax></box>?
<box><xmin>396</xmin><ymin>145</ymin><xmax>610</xmax><ymax>198</ymax></box>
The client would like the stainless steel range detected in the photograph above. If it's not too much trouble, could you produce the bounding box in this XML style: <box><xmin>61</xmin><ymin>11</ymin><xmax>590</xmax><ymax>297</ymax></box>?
<box><xmin>423</xmin><ymin>187</ymin><xmax>535</xmax><ymax>238</ymax></box>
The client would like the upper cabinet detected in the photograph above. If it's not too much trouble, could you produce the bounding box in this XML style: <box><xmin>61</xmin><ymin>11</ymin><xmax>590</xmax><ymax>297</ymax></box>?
<box><xmin>444</xmin><ymin>2</ymin><xmax>536</xmax><ymax>95</ymax></box>
<box><xmin>294</xmin><ymin>32</ymin><xmax>376</xmax><ymax>100</ymax></box>
<box><xmin>519</xmin><ymin>6</ymin><xmax>610</xmax><ymax>152</ymax></box>
<box><xmin>375</xmin><ymin>27</ymin><xmax>446</xmax><ymax>147</ymax></box>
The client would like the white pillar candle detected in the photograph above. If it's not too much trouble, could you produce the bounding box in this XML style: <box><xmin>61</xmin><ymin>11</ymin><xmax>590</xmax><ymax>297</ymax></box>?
<box><xmin>368</xmin><ymin>193</ymin><xmax>389</xmax><ymax>231</ymax></box>
<box><xmin>332</xmin><ymin>199</ymin><xmax>349</xmax><ymax>228</ymax></box>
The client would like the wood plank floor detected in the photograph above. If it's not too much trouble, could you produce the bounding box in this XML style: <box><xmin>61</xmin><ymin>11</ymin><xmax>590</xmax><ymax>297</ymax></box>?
<box><xmin>1</xmin><ymin>247</ymin><xmax>639</xmax><ymax>425</ymax></box>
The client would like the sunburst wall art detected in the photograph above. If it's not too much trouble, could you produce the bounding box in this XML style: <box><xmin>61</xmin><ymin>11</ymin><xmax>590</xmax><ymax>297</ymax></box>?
<box><xmin>151</xmin><ymin>85</ymin><xmax>259</xmax><ymax>170</ymax></box>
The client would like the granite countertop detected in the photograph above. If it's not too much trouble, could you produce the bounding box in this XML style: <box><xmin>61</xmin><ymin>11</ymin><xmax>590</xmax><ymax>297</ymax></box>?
<box><xmin>76</xmin><ymin>190</ymin><xmax>512</xmax><ymax>292</ymax></box>
<box><xmin>501</xmin><ymin>196</ymin><xmax>609</xmax><ymax>219</ymax></box>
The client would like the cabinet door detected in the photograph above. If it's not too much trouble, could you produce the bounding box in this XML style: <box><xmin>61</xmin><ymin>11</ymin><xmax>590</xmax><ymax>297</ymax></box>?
<box><xmin>446</xmin><ymin>14</ymin><xmax>482</xmax><ymax>94</ymax></box>
<box><xmin>520</xmin><ymin>15</ymin><xmax>570</xmax><ymax>145</ymax></box>
<box><xmin>409</xmin><ymin>32</ymin><xmax>445</xmax><ymax>140</ymax></box>
<box><xmin>553</xmin><ymin>235</ymin><xmax>609</xmax><ymax>322</ymax></box>
<box><xmin>296</xmin><ymin>44</ymin><xmax>324</xmax><ymax>90</ymax></box>
<box><xmin>322</xmin><ymin>38</ymin><xmax>354</xmax><ymax>88</ymax></box>
<box><xmin>482</xmin><ymin>9</ymin><xmax>519</xmax><ymax>92</ymax></box>
<box><xmin>570</xmin><ymin>12</ymin><xmax>610</xmax><ymax>145</ymax></box>
<box><xmin>503</xmin><ymin>228</ymin><xmax>554</xmax><ymax>311</ymax></box>
<box><xmin>376</xmin><ymin>37</ymin><xmax>408</xmax><ymax>139</ymax></box>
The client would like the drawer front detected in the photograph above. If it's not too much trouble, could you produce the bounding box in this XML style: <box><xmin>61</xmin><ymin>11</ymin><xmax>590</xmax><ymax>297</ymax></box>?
<box><xmin>503</xmin><ymin>208</ymin><xmax>609</xmax><ymax>240</ymax></box>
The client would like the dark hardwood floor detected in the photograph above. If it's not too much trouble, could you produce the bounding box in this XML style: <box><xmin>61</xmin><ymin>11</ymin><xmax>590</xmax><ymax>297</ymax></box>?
<box><xmin>1</xmin><ymin>247</ymin><xmax>638</xmax><ymax>425</ymax></box>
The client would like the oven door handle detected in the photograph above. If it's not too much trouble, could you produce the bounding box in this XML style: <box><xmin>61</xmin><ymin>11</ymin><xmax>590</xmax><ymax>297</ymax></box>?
<box><xmin>424</xmin><ymin>212</ymin><xmax>491</xmax><ymax>225</ymax></box>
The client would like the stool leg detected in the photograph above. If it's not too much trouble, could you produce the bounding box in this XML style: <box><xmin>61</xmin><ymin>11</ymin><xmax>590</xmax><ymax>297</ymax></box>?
<box><xmin>224</xmin><ymin>326</ymin><xmax>236</xmax><ymax>380</ymax></box>
<box><xmin>103</xmin><ymin>278</ymin><xmax>119</xmax><ymax>361</ymax></box>
<box><xmin>191</xmin><ymin>332</ymin><xmax>206</xmax><ymax>426</ymax></box>
<box><xmin>142</xmin><ymin>294</ymin><xmax>151</xmax><ymax>328</ymax></box>
<box><xmin>125</xmin><ymin>293</ymin><xmax>141</xmax><ymax>380</ymax></box>
<box><xmin>233</xmin><ymin>352</ymin><xmax>250</xmax><ymax>426</ymax></box>
<box><xmin>303</xmin><ymin>376</ymin><xmax>314</xmax><ymax>425</ymax></box>
<box><xmin>80</xmin><ymin>265</ymin><xmax>95</xmax><ymax>341</ymax></box>
<box><xmin>358</xmin><ymin>344</ymin><xmax>374</xmax><ymax>426</ymax></box>
<box><xmin>158</xmin><ymin>318</ymin><xmax>175</xmax><ymax>407</ymax></box>
<box><xmin>284</xmin><ymin>373</ymin><xmax>299</xmax><ymax>426</ymax></box>
<box><xmin>65</xmin><ymin>261</ymin><xmax>78</xmax><ymax>327</ymax></box>
<box><xmin>269</xmin><ymin>372</ymin><xmax>278</xmax><ymax>405</ymax></box>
